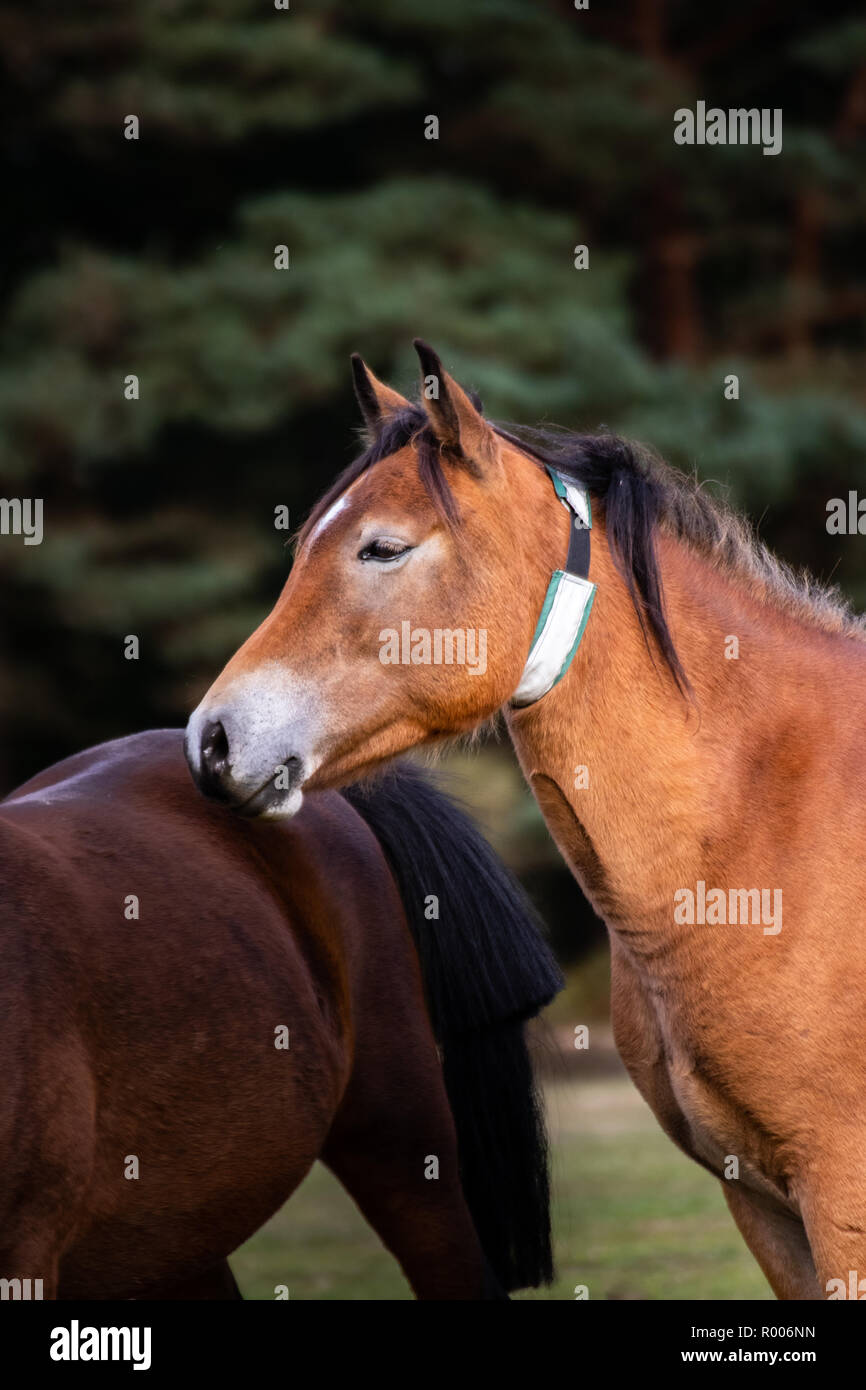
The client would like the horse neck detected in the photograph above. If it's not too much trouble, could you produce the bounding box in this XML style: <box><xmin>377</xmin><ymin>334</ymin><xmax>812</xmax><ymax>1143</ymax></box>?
<box><xmin>505</xmin><ymin>509</ymin><xmax>860</xmax><ymax>948</ymax></box>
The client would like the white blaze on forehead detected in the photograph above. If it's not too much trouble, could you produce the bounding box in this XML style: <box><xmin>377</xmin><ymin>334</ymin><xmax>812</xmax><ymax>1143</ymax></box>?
<box><xmin>309</xmin><ymin>493</ymin><xmax>349</xmax><ymax>544</ymax></box>
<box><xmin>306</xmin><ymin>472</ymin><xmax>369</xmax><ymax>548</ymax></box>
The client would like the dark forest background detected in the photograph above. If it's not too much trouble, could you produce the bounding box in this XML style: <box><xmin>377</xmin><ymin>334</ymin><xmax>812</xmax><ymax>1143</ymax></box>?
<box><xmin>1</xmin><ymin>0</ymin><xmax>865</xmax><ymax>963</ymax></box>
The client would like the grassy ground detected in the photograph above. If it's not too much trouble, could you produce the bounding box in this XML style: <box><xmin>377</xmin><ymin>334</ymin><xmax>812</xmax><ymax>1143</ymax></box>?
<box><xmin>231</xmin><ymin>1065</ymin><xmax>773</xmax><ymax>1301</ymax></box>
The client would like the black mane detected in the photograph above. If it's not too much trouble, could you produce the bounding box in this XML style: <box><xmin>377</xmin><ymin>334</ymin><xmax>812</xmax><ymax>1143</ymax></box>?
<box><xmin>500</xmin><ymin>424</ymin><xmax>692</xmax><ymax>693</ymax></box>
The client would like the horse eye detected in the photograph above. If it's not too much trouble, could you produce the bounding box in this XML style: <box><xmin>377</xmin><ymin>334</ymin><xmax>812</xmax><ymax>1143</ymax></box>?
<box><xmin>358</xmin><ymin>540</ymin><xmax>412</xmax><ymax>563</ymax></box>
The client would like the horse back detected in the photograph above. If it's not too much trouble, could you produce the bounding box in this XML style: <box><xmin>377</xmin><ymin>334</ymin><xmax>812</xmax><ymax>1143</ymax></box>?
<box><xmin>0</xmin><ymin>730</ymin><xmax>423</xmax><ymax>1297</ymax></box>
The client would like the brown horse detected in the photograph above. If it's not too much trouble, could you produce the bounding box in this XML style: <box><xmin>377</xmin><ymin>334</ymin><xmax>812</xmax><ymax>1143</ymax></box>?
<box><xmin>187</xmin><ymin>340</ymin><xmax>866</xmax><ymax>1301</ymax></box>
<box><xmin>0</xmin><ymin>728</ymin><xmax>561</xmax><ymax>1299</ymax></box>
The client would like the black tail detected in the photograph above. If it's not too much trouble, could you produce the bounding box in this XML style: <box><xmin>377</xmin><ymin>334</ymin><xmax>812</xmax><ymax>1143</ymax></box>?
<box><xmin>343</xmin><ymin>764</ymin><xmax>564</xmax><ymax>1291</ymax></box>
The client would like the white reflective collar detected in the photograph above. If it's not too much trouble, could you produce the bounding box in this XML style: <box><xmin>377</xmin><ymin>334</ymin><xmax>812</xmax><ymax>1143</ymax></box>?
<box><xmin>511</xmin><ymin>468</ymin><xmax>596</xmax><ymax>708</ymax></box>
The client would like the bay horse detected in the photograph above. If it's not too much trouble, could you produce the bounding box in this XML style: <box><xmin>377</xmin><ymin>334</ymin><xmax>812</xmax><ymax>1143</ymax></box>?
<box><xmin>0</xmin><ymin>728</ymin><xmax>561</xmax><ymax>1299</ymax></box>
<box><xmin>187</xmin><ymin>339</ymin><xmax>866</xmax><ymax>1301</ymax></box>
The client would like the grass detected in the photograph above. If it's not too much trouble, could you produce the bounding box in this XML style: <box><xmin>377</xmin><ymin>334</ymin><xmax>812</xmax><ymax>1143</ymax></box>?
<box><xmin>231</xmin><ymin>1068</ymin><xmax>773</xmax><ymax>1301</ymax></box>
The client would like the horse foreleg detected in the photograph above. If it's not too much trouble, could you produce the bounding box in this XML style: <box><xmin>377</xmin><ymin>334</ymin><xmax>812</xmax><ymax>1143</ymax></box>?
<box><xmin>322</xmin><ymin>1053</ymin><xmax>494</xmax><ymax>1300</ymax></box>
<box><xmin>721</xmin><ymin>1183</ymin><xmax>822</xmax><ymax>1299</ymax></box>
<box><xmin>134</xmin><ymin>1260</ymin><xmax>243</xmax><ymax>1300</ymax></box>
<box><xmin>798</xmin><ymin>1168</ymin><xmax>866</xmax><ymax>1301</ymax></box>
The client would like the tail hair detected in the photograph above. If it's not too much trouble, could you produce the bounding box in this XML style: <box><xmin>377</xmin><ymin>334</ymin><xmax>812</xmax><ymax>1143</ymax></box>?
<box><xmin>343</xmin><ymin>763</ymin><xmax>563</xmax><ymax>1290</ymax></box>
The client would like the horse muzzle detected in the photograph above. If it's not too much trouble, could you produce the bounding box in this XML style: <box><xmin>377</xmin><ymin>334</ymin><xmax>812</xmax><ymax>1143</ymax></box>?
<box><xmin>185</xmin><ymin>707</ymin><xmax>309</xmax><ymax>819</ymax></box>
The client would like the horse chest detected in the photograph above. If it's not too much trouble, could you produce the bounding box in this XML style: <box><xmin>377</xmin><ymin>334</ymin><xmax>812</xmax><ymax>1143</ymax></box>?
<box><xmin>610</xmin><ymin>946</ymin><xmax>784</xmax><ymax>1199</ymax></box>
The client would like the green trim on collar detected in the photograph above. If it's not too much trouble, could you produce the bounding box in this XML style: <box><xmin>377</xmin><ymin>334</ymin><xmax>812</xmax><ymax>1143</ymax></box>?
<box><xmin>550</xmin><ymin>582</ymin><xmax>596</xmax><ymax>691</ymax></box>
<box><xmin>511</xmin><ymin>468</ymin><xmax>596</xmax><ymax>708</ymax></box>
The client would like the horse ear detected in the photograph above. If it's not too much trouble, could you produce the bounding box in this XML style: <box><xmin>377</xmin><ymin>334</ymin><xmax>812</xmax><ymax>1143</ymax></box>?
<box><xmin>350</xmin><ymin>354</ymin><xmax>411</xmax><ymax>436</ymax></box>
<box><xmin>413</xmin><ymin>339</ymin><xmax>497</xmax><ymax>476</ymax></box>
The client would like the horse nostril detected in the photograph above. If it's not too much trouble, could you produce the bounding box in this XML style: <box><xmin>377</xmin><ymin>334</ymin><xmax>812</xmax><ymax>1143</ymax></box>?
<box><xmin>200</xmin><ymin>719</ymin><xmax>229</xmax><ymax>780</ymax></box>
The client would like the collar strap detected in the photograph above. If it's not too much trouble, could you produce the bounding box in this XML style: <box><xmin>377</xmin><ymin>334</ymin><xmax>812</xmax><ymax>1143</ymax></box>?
<box><xmin>511</xmin><ymin>466</ymin><xmax>596</xmax><ymax>708</ymax></box>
